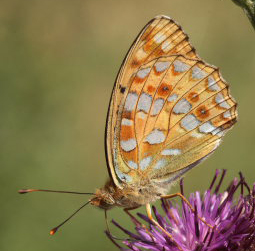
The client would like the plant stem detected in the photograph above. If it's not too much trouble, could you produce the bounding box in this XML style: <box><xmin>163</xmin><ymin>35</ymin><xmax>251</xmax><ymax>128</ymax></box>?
<box><xmin>232</xmin><ymin>0</ymin><xmax>255</xmax><ymax>29</ymax></box>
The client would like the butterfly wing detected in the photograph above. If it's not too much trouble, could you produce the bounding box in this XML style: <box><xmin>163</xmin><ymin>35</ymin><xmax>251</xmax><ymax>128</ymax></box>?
<box><xmin>135</xmin><ymin>55</ymin><xmax>237</xmax><ymax>185</ymax></box>
<box><xmin>105</xmin><ymin>16</ymin><xmax>237</xmax><ymax>188</ymax></box>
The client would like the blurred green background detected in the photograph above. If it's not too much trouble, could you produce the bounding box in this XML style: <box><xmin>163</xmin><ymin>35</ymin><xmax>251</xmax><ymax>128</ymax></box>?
<box><xmin>1</xmin><ymin>0</ymin><xmax>255</xmax><ymax>250</ymax></box>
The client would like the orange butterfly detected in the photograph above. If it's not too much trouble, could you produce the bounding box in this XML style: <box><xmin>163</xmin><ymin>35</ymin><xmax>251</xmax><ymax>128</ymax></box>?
<box><xmin>20</xmin><ymin>15</ymin><xmax>237</xmax><ymax>239</ymax></box>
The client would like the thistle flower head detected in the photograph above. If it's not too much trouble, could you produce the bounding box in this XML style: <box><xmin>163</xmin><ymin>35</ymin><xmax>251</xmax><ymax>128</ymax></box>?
<box><xmin>107</xmin><ymin>170</ymin><xmax>255</xmax><ymax>251</ymax></box>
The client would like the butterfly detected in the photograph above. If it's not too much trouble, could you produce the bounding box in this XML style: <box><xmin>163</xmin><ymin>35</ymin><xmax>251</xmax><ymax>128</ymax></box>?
<box><xmin>19</xmin><ymin>15</ymin><xmax>237</xmax><ymax>239</ymax></box>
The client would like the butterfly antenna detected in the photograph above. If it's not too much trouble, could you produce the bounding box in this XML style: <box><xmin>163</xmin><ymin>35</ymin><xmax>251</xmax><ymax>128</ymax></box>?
<box><xmin>50</xmin><ymin>200</ymin><xmax>91</xmax><ymax>235</ymax></box>
<box><xmin>18</xmin><ymin>189</ymin><xmax>94</xmax><ymax>195</ymax></box>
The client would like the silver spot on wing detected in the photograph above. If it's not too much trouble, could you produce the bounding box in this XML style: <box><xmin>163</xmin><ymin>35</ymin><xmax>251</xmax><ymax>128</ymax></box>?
<box><xmin>140</xmin><ymin>156</ymin><xmax>152</xmax><ymax>170</ymax></box>
<box><xmin>120</xmin><ymin>138</ymin><xmax>137</xmax><ymax>152</ymax></box>
<box><xmin>173</xmin><ymin>60</ymin><xmax>189</xmax><ymax>72</ymax></box>
<box><xmin>199</xmin><ymin>121</ymin><xmax>216</xmax><ymax>134</ymax></box>
<box><xmin>137</xmin><ymin>67</ymin><xmax>151</xmax><ymax>79</ymax></box>
<box><xmin>138</xmin><ymin>93</ymin><xmax>152</xmax><ymax>113</ymax></box>
<box><xmin>155</xmin><ymin>61</ymin><xmax>171</xmax><ymax>72</ymax></box>
<box><xmin>167</xmin><ymin>94</ymin><xmax>178</xmax><ymax>102</ymax></box>
<box><xmin>121</xmin><ymin>118</ymin><xmax>133</xmax><ymax>126</ymax></box>
<box><xmin>181</xmin><ymin>114</ymin><xmax>201</xmax><ymax>131</ymax></box>
<box><xmin>154</xmin><ymin>159</ymin><xmax>167</xmax><ymax>170</ymax></box>
<box><xmin>151</xmin><ymin>98</ymin><xmax>164</xmax><ymax>116</ymax></box>
<box><xmin>173</xmin><ymin>98</ymin><xmax>192</xmax><ymax>114</ymax></box>
<box><xmin>161</xmin><ymin>149</ymin><xmax>181</xmax><ymax>156</ymax></box>
<box><xmin>127</xmin><ymin>161</ymin><xmax>138</xmax><ymax>169</ymax></box>
<box><xmin>145</xmin><ymin>129</ymin><xmax>166</xmax><ymax>144</ymax></box>
<box><xmin>192</xmin><ymin>66</ymin><xmax>206</xmax><ymax>79</ymax></box>
<box><xmin>215</xmin><ymin>93</ymin><xmax>231</xmax><ymax>109</ymax></box>
<box><xmin>115</xmin><ymin>167</ymin><xmax>133</xmax><ymax>183</ymax></box>
<box><xmin>124</xmin><ymin>93</ymin><xmax>138</xmax><ymax>112</ymax></box>
<box><xmin>208</xmin><ymin>76</ymin><xmax>220</xmax><ymax>91</ymax></box>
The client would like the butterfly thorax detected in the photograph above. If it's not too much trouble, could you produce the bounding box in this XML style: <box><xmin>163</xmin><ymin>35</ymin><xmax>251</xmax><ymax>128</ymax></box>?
<box><xmin>90</xmin><ymin>178</ymin><xmax>167</xmax><ymax>210</ymax></box>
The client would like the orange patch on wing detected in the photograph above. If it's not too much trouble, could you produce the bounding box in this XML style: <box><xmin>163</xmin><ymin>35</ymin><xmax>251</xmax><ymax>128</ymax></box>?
<box><xmin>158</xmin><ymin>83</ymin><xmax>172</xmax><ymax>96</ymax></box>
<box><xmin>131</xmin><ymin>58</ymin><xmax>140</xmax><ymax>68</ymax></box>
<box><xmin>188</xmin><ymin>92</ymin><xmax>199</xmax><ymax>102</ymax></box>
<box><xmin>222</xmin><ymin>119</ymin><xmax>236</xmax><ymax>129</ymax></box>
<box><xmin>147</xmin><ymin>85</ymin><xmax>156</xmax><ymax>93</ymax></box>
<box><xmin>154</xmin><ymin>48</ymin><xmax>165</xmax><ymax>57</ymax></box>
<box><xmin>141</xmin><ymin>26</ymin><xmax>155</xmax><ymax>41</ymax></box>
<box><xmin>171</xmin><ymin>65</ymin><xmax>181</xmax><ymax>76</ymax></box>
<box><xmin>135</xmin><ymin>116</ymin><xmax>147</xmax><ymax>143</ymax></box>
<box><xmin>144</xmin><ymin>33</ymin><xmax>152</xmax><ymax>41</ymax></box>
<box><xmin>122</xmin><ymin>111</ymin><xmax>133</xmax><ymax>120</ymax></box>
<box><xmin>145</xmin><ymin>32</ymin><xmax>156</xmax><ymax>42</ymax></box>
<box><xmin>221</xmin><ymin>113</ymin><xmax>230</xmax><ymax>121</ymax></box>
<box><xmin>134</xmin><ymin>76</ymin><xmax>145</xmax><ymax>84</ymax></box>
<box><xmin>139</xmin><ymin>142</ymin><xmax>158</xmax><ymax>160</ymax></box>
<box><xmin>169</xmin><ymin>48</ymin><xmax>178</xmax><ymax>55</ymax></box>
<box><xmin>196</xmin><ymin>105</ymin><xmax>210</xmax><ymax>119</ymax></box>
<box><xmin>121</xmin><ymin>125</ymin><xmax>135</xmax><ymax>141</ymax></box>
<box><xmin>121</xmin><ymin>149</ymin><xmax>137</xmax><ymax>163</ymax></box>
<box><xmin>144</xmin><ymin>41</ymin><xmax>158</xmax><ymax>53</ymax></box>
<box><xmin>212</xmin><ymin>98</ymin><xmax>227</xmax><ymax>110</ymax></box>
<box><xmin>153</xmin><ymin>65</ymin><xmax>164</xmax><ymax>76</ymax></box>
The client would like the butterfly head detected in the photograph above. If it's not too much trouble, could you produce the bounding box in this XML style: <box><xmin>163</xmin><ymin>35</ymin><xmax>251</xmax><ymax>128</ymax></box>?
<box><xmin>90</xmin><ymin>189</ymin><xmax>116</xmax><ymax>210</ymax></box>
<box><xmin>90</xmin><ymin>180</ymin><xmax>117</xmax><ymax>210</ymax></box>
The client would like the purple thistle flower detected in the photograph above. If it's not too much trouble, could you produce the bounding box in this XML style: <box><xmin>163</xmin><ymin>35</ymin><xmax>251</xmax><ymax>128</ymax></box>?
<box><xmin>107</xmin><ymin>170</ymin><xmax>255</xmax><ymax>251</ymax></box>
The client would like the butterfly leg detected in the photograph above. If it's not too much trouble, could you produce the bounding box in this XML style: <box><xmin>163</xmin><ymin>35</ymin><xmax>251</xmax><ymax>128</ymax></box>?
<box><xmin>104</xmin><ymin>210</ymin><xmax>111</xmax><ymax>234</ymax></box>
<box><xmin>124</xmin><ymin>206</ymin><xmax>161</xmax><ymax>242</ymax></box>
<box><xmin>124</xmin><ymin>206</ymin><xmax>141</xmax><ymax>226</ymax></box>
<box><xmin>124</xmin><ymin>207</ymin><xmax>153</xmax><ymax>233</ymax></box>
<box><xmin>161</xmin><ymin>193</ymin><xmax>214</xmax><ymax>229</ymax></box>
<box><xmin>105</xmin><ymin>210</ymin><xmax>132</xmax><ymax>243</ymax></box>
<box><xmin>146</xmin><ymin>203</ymin><xmax>183</xmax><ymax>251</ymax></box>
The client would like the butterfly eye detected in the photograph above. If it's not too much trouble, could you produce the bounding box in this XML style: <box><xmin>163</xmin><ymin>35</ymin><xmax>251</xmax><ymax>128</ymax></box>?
<box><xmin>103</xmin><ymin>196</ymin><xmax>115</xmax><ymax>205</ymax></box>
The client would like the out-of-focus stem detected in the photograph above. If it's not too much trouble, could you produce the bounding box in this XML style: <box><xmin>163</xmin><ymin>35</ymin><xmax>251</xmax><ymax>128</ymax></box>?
<box><xmin>232</xmin><ymin>0</ymin><xmax>255</xmax><ymax>29</ymax></box>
